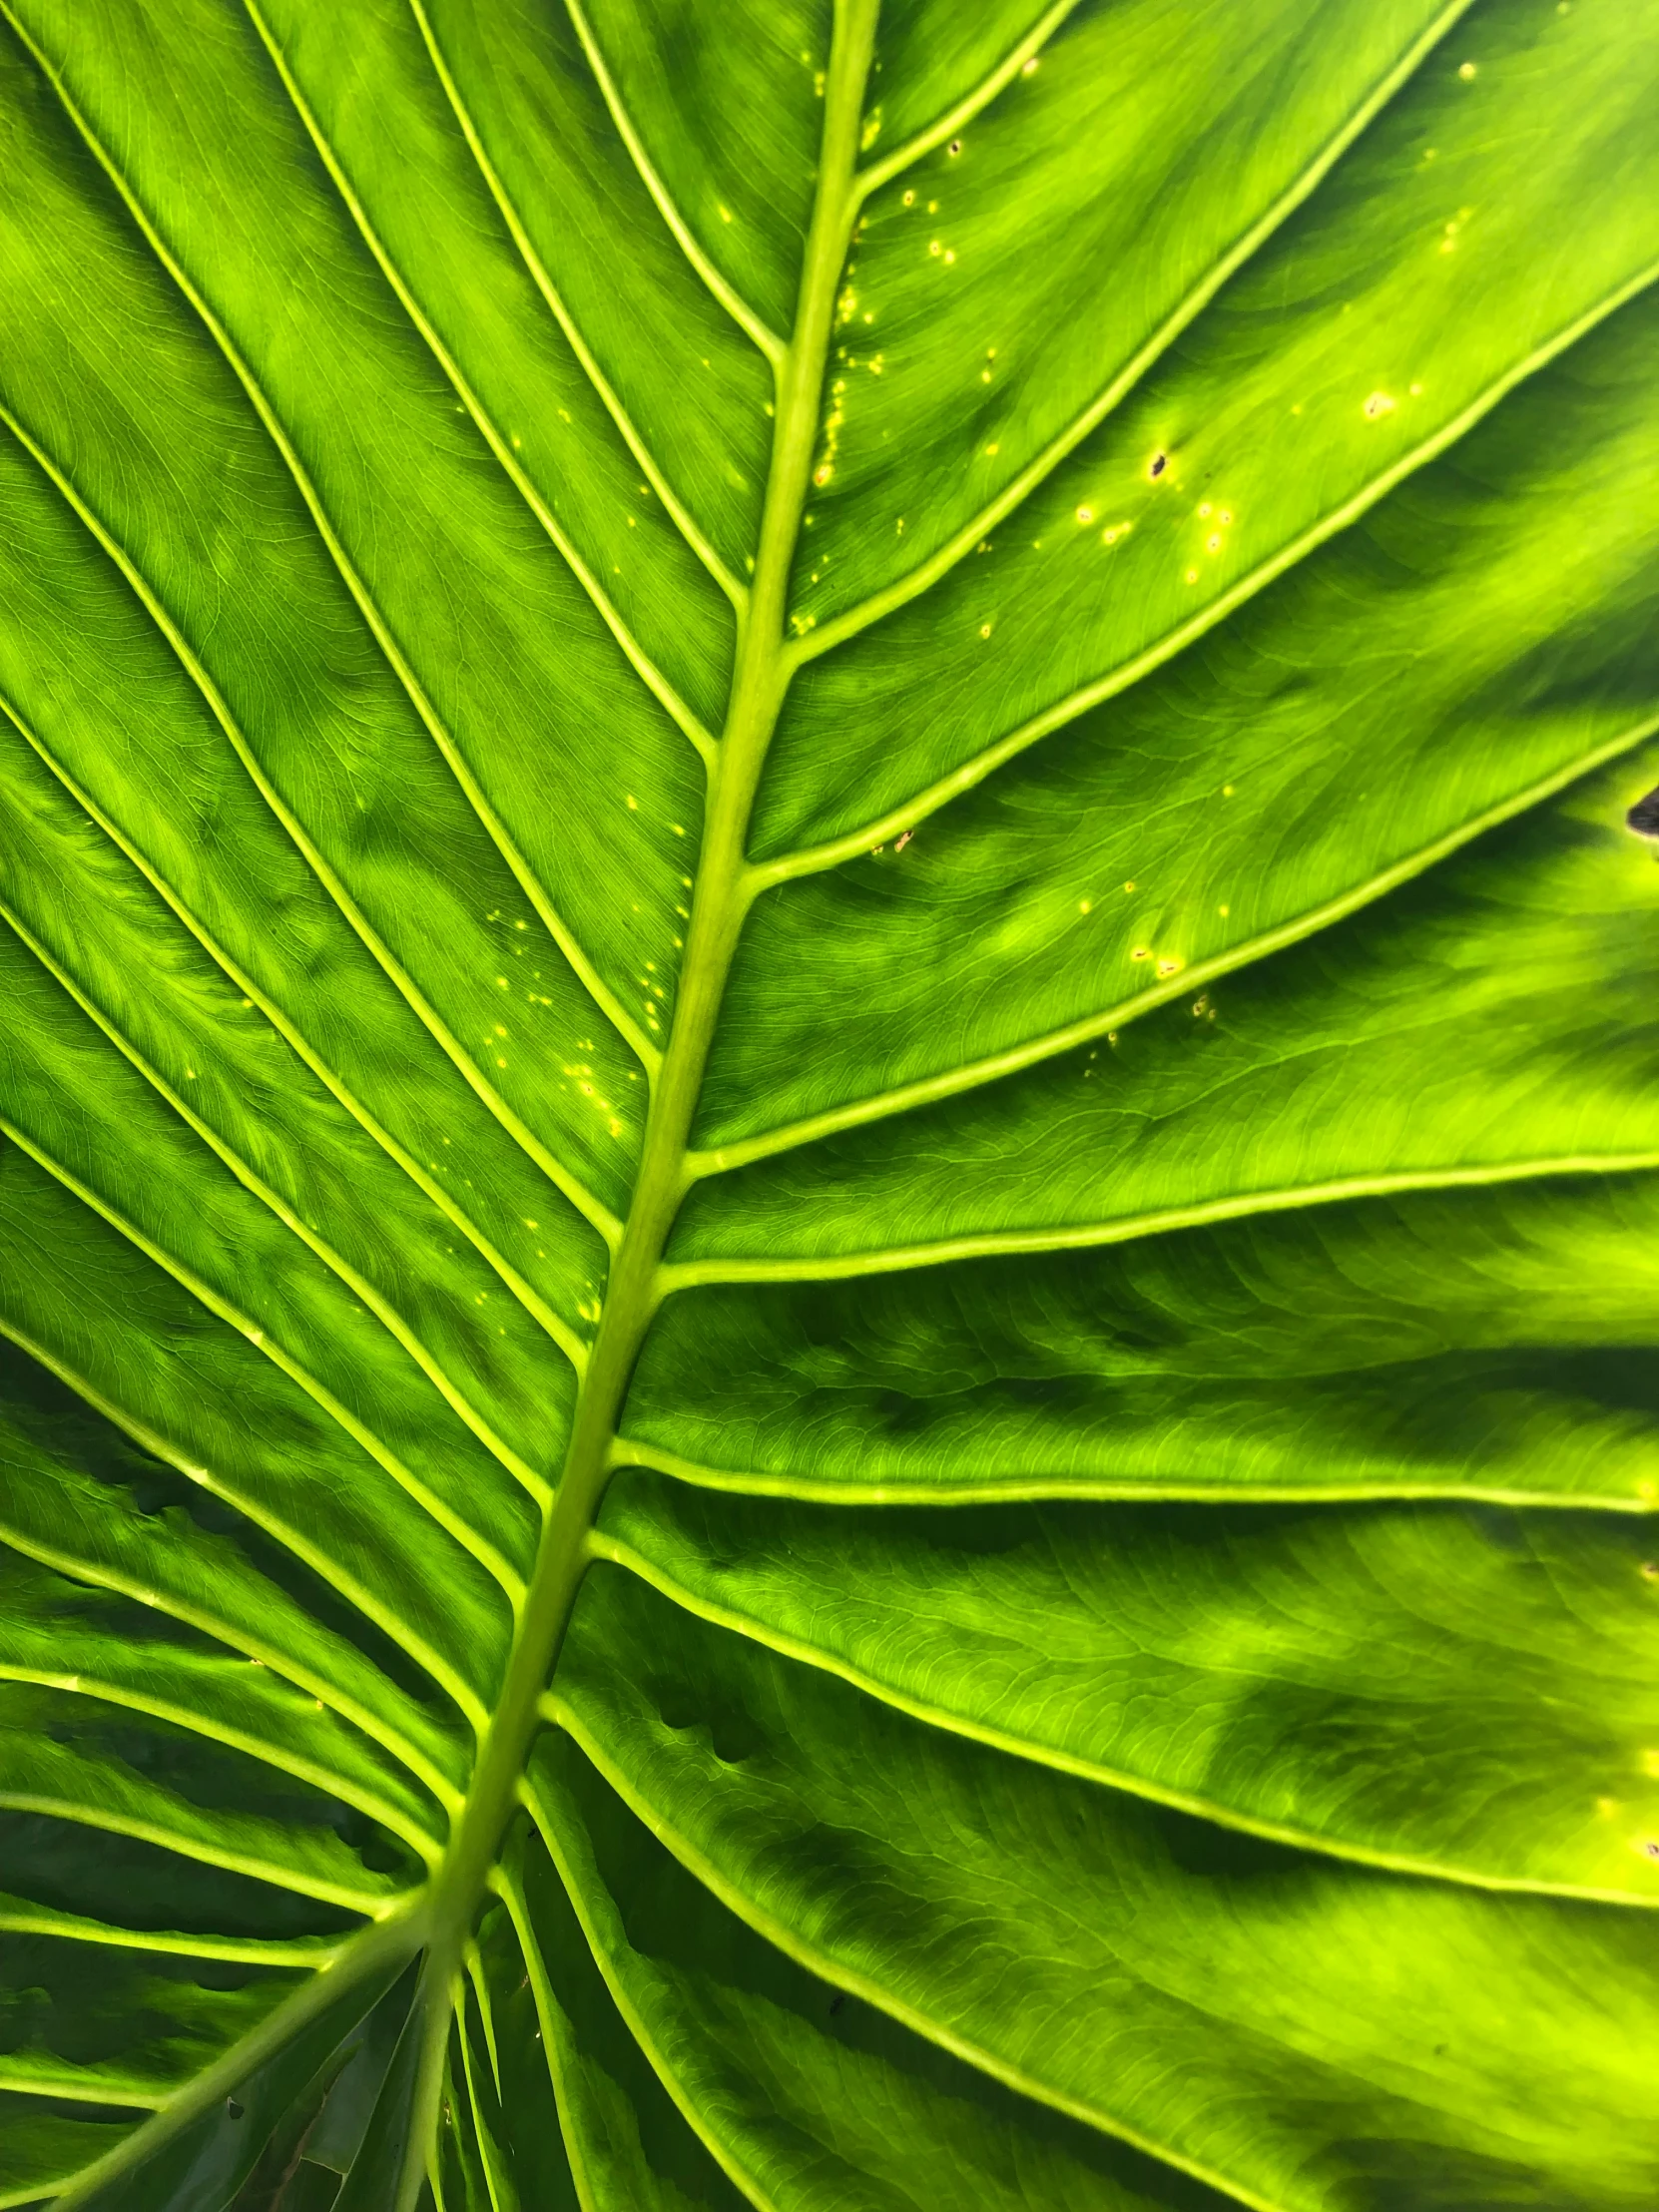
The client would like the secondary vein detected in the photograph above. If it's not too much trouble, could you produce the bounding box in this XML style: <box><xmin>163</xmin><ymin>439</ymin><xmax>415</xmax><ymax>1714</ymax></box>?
<box><xmin>660</xmin><ymin>1152</ymin><xmax>1659</xmax><ymax>1292</ymax></box>
<box><xmin>10</xmin><ymin>5</ymin><xmax>671</xmax><ymax>1089</ymax></box>
<box><xmin>0</xmin><ymin>684</ymin><xmax>591</xmax><ymax>1381</ymax></box>
<box><xmin>0</xmin><ymin>1111</ymin><xmax>527</xmax><ymax>1622</ymax></box>
<box><xmin>400</xmin><ymin>0</ymin><xmax>747</xmax><ymax>614</ymax></box>
<box><xmin>854</xmin><ymin>0</ymin><xmax>1083</xmax><ymax>199</ymax></box>
<box><xmin>562</xmin><ymin>0</ymin><xmax>787</xmax><ymax>365</ymax></box>
<box><xmin>795</xmin><ymin>0</ymin><xmax>1480</xmax><ymax>668</ymax></box>
<box><xmin>703</xmin><ymin>707</ymin><xmax>1659</xmax><ymax>1170</ymax></box>
<box><xmin>0</xmin><ymin>892</ymin><xmax>554</xmax><ymax>1512</ymax></box>
<box><xmin>0</xmin><ymin>401</ymin><xmax>623</xmax><ymax>1252</ymax></box>
<box><xmin>0</xmin><ymin>1658</ymin><xmax>439</xmax><ymax>1864</ymax></box>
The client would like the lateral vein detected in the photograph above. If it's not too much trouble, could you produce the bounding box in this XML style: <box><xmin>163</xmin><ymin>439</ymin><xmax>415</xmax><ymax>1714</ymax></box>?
<box><xmin>713</xmin><ymin>711</ymin><xmax>1659</xmax><ymax>1167</ymax></box>
<box><xmin>0</xmin><ymin>1112</ymin><xmax>528</xmax><ymax>1621</ymax></box>
<box><xmin>0</xmin><ymin>1901</ymin><xmax>345</xmax><ymax>1966</ymax></box>
<box><xmin>0</xmin><ymin>1659</ymin><xmax>440</xmax><ymax>1865</ymax></box>
<box><xmin>515</xmin><ymin>1770</ymin><xmax>789</xmax><ymax>2212</ymax></box>
<box><xmin>249</xmin><ymin>0</ymin><xmax>721</xmax><ymax>787</ymax></box>
<box><xmin>853</xmin><ymin>0</ymin><xmax>1083</xmax><ymax>200</ymax></box>
<box><xmin>399</xmin><ymin>0</ymin><xmax>747</xmax><ymax>614</ymax></box>
<box><xmin>535</xmin><ymin>1714</ymin><xmax>1296</xmax><ymax>2212</ymax></box>
<box><xmin>796</xmin><ymin>0</ymin><xmax>1484</xmax><ymax>667</ymax></box>
<box><xmin>591</xmin><ymin>1528</ymin><xmax>1659</xmax><ymax>1896</ymax></box>
<box><xmin>0</xmin><ymin>1788</ymin><xmax>397</xmax><ymax>1915</ymax></box>
<box><xmin>0</xmin><ymin>397</ymin><xmax>623</xmax><ymax>1251</ymax></box>
<box><xmin>0</xmin><ymin>893</ymin><xmax>555</xmax><ymax>1513</ymax></box>
<box><xmin>662</xmin><ymin>1152</ymin><xmax>1659</xmax><ymax>1292</ymax></box>
<box><xmin>561</xmin><ymin>0</ymin><xmax>787</xmax><ymax>365</ymax></box>
<box><xmin>0</xmin><ymin>1392</ymin><xmax>464</xmax><ymax>1812</ymax></box>
<box><xmin>604</xmin><ymin>1433</ymin><xmax>1659</xmax><ymax>1514</ymax></box>
<box><xmin>0</xmin><ymin>686</ymin><xmax>591</xmax><ymax>1381</ymax></box>
<box><xmin>487</xmin><ymin>1862</ymin><xmax>605</xmax><ymax>2203</ymax></box>
<box><xmin>7</xmin><ymin>6</ymin><xmax>667</xmax><ymax>1095</ymax></box>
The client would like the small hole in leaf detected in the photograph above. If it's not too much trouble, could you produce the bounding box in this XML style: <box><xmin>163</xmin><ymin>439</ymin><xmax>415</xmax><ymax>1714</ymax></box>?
<box><xmin>1626</xmin><ymin>786</ymin><xmax>1659</xmax><ymax>838</ymax></box>
<box><xmin>227</xmin><ymin>2100</ymin><xmax>246</xmax><ymax>2120</ymax></box>
<box><xmin>1149</xmin><ymin>453</ymin><xmax>1167</xmax><ymax>478</ymax></box>
<box><xmin>946</xmin><ymin>139</ymin><xmax>962</xmax><ymax>156</ymax></box>
<box><xmin>830</xmin><ymin>1992</ymin><xmax>846</xmax><ymax>2015</ymax></box>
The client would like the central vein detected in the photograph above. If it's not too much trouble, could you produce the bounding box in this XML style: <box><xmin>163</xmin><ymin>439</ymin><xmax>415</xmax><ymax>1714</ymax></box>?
<box><xmin>396</xmin><ymin>2</ymin><xmax>883</xmax><ymax>2191</ymax></box>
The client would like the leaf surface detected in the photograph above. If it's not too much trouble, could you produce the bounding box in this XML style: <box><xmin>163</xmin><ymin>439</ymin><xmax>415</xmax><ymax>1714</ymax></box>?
<box><xmin>0</xmin><ymin>0</ymin><xmax>1656</xmax><ymax>2206</ymax></box>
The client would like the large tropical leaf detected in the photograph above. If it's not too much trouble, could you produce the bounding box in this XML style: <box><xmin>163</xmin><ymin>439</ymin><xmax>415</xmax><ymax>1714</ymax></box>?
<box><xmin>1</xmin><ymin>0</ymin><xmax>1657</xmax><ymax>2205</ymax></box>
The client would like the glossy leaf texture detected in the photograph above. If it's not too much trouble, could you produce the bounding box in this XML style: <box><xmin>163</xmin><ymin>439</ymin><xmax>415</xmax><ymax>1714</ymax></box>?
<box><xmin>1</xmin><ymin>0</ymin><xmax>1657</xmax><ymax>2206</ymax></box>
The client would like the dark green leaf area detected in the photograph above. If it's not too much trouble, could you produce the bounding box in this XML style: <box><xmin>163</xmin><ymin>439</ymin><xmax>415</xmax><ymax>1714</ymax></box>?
<box><xmin>0</xmin><ymin>1682</ymin><xmax>417</xmax><ymax>1907</ymax></box>
<box><xmin>551</xmin><ymin>1571</ymin><xmax>1659</xmax><ymax>2212</ymax></box>
<box><xmin>0</xmin><ymin>757</ymin><xmax>583</xmax><ymax>1510</ymax></box>
<box><xmin>0</xmin><ymin>2089</ymin><xmax>143</xmax><ymax>2210</ymax></box>
<box><xmin>0</xmin><ymin>1335</ymin><xmax>467</xmax><ymax>1793</ymax></box>
<box><xmin>499</xmin><ymin>1818</ymin><xmax>744</xmax><ymax>2212</ymax></box>
<box><xmin>0</xmin><ymin>1147</ymin><xmax>509</xmax><ymax>1734</ymax></box>
<box><xmin>0</xmin><ymin>1816</ymin><xmax>358</xmax><ymax>1952</ymax></box>
<box><xmin>598</xmin><ymin>1474</ymin><xmax>1659</xmax><ymax>1898</ymax></box>
<box><xmin>62</xmin><ymin>1954</ymin><xmax>416</xmax><ymax>2212</ymax></box>
<box><xmin>0</xmin><ymin>906</ymin><xmax>545</xmax><ymax>1594</ymax></box>
<box><xmin>631</xmin><ymin>1177</ymin><xmax>1659</xmax><ymax>1507</ymax></box>
<box><xmin>442</xmin><ymin>1900</ymin><xmax>580</xmax><ymax>2212</ymax></box>
<box><xmin>689</xmin><ymin>745</ymin><xmax>1659</xmax><ymax>1257</ymax></box>
<box><xmin>0</xmin><ymin>1930</ymin><xmax>300</xmax><ymax>2105</ymax></box>
<box><xmin>527</xmin><ymin>1734</ymin><xmax>1237</xmax><ymax>2212</ymax></box>
<box><xmin>0</xmin><ymin>1547</ymin><xmax>444</xmax><ymax>1860</ymax></box>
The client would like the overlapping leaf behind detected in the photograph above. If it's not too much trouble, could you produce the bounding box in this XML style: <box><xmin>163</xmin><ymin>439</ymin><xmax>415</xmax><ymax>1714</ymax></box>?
<box><xmin>0</xmin><ymin>0</ymin><xmax>1657</xmax><ymax>2205</ymax></box>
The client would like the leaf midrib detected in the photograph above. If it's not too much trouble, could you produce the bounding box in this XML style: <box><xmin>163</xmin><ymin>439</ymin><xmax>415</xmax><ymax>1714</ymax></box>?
<box><xmin>369</xmin><ymin>8</ymin><xmax>885</xmax><ymax>2199</ymax></box>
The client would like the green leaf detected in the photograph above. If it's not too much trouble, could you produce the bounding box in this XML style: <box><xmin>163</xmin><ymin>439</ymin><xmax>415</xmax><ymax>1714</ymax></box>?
<box><xmin>0</xmin><ymin>0</ymin><xmax>1656</xmax><ymax>2206</ymax></box>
